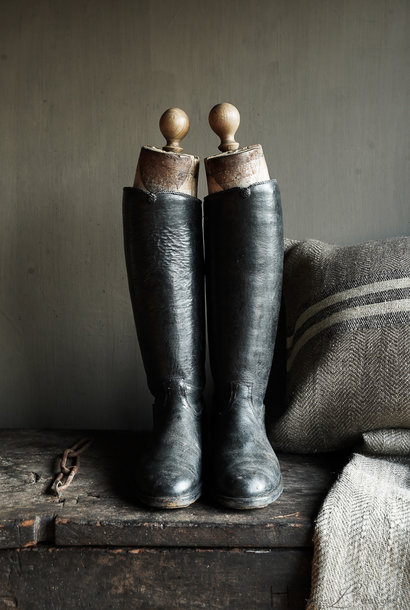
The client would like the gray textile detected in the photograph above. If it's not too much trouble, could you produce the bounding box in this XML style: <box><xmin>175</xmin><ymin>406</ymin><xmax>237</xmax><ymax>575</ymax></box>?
<box><xmin>307</xmin><ymin>429</ymin><xmax>410</xmax><ymax>610</ymax></box>
<box><xmin>268</xmin><ymin>236</ymin><xmax>410</xmax><ymax>453</ymax></box>
<box><xmin>265</xmin><ymin>236</ymin><xmax>410</xmax><ymax>608</ymax></box>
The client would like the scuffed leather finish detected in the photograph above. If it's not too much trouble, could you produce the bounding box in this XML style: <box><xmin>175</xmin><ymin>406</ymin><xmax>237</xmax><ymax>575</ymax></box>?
<box><xmin>123</xmin><ymin>187</ymin><xmax>205</xmax><ymax>508</ymax></box>
<box><xmin>137</xmin><ymin>380</ymin><xmax>202</xmax><ymax>507</ymax></box>
<box><xmin>204</xmin><ymin>180</ymin><xmax>284</xmax><ymax>509</ymax></box>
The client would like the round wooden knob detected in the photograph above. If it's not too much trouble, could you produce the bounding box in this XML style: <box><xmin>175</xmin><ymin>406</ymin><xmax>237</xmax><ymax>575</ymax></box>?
<box><xmin>159</xmin><ymin>108</ymin><xmax>190</xmax><ymax>153</ymax></box>
<box><xmin>209</xmin><ymin>102</ymin><xmax>240</xmax><ymax>152</ymax></box>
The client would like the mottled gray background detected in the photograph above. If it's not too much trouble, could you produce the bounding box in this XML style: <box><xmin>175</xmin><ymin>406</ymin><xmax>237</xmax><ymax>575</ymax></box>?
<box><xmin>1</xmin><ymin>0</ymin><xmax>409</xmax><ymax>428</ymax></box>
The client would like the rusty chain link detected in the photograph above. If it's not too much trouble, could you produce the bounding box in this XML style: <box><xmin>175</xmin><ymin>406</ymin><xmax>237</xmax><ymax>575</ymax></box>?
<box><xmin>51</xmin><ymin>437</ymin><xmax>94</xmax><ymax>499</ymax></box>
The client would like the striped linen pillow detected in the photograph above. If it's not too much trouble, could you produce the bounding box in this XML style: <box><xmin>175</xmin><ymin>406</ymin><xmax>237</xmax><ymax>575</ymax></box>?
<box><xmin>267</xmin><ymin>236</ymin><xmax>410</xmax><ymax>453</ymax></box>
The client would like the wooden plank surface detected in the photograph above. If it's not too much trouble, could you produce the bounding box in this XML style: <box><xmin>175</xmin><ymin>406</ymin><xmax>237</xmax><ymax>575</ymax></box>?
<box><xmin>0</xmin><ymin>547</ymin><xmax>312</xmax><ymax>610</ymax></box>
<box><xmin>0</xmin><ymin>430</ymin><xmax>343</xmax><ymax>549</ymax></box>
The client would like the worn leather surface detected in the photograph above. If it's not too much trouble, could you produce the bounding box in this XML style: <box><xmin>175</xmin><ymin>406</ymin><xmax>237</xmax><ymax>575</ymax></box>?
<box><xmin>204</xmin><ymin>180</ymin><xmax>284</xmax><ymax>508</ymax></box>
<box><xmin>123</xmin><ymin>187</ymin><xmax>205</xmax><ymax>507</ymax></box>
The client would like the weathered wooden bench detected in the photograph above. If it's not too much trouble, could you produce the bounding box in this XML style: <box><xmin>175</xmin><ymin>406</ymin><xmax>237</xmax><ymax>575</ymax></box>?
<box><xmin>0</xmin><ymin>430</ymin><xmax>343</xmax><ymax>609</ymax></box>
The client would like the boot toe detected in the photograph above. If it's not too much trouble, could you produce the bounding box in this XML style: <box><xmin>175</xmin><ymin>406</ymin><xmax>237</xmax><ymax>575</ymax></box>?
<box><xmin>151</xmin><ymin>471</ymin><xmax>198</xmax><ymax>498</ymax></box>
<box><xmin>215</xmin><ymin>456</ymin><xmax>283</xmax><ymax>509</ymax></box>
<box><xmin>137</xmin><ymin>460</ymin><xmax>201</xmax><ymax>509</ymax></box>
<box><xmin>218</xmin><ymin>473</ymin><xmax>282</xmax><ymax>509</ymax></box>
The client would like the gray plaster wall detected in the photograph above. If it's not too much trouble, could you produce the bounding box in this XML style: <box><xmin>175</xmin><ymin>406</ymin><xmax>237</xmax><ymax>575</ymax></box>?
<box><xmin>1</xmin><ymin>0</ymin><xmax>409</xmax><ymax>429</ymax></box>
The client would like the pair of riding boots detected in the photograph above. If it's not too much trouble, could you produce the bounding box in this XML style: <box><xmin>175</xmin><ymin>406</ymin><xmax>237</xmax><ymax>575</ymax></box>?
<box><xmin>123</xmin><ymin>179</ymin><xmax>283</xmax><ymax>509</ymax></box>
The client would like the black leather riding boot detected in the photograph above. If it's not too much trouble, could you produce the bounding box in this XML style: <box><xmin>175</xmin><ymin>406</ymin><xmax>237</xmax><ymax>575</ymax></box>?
<box><xmin>204</xmin><ymin>180</ymin><xmax>284</xmax><ymax>509</ymax></box>
<box><xmin>123</xmin><ymin>187</ymin><xmax>205</xmax><ymax>508</ymax></box>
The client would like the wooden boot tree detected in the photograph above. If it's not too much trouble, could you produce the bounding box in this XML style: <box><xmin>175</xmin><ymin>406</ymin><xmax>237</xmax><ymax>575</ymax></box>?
<box><xmin>133</xmin><ymin>107</ymin><xmax>199</xmax><ymax>197</ymax></box>
<box><xmin>204</xmin><ymin>102</ymin><xmax>270</xmax><ymax>194</ymax></box>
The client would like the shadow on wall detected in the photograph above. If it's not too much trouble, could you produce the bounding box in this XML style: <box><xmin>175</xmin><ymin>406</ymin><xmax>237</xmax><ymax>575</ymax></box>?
<box><xmin>1</xmin><ymin>183</ymin><xmax>152</xmax><ymax>430</ymax></box>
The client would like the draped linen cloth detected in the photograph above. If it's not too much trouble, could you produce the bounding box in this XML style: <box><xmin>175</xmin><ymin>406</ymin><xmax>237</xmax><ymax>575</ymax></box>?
<box><xmin>307</xmin><ymin>429</ymin><xmax>410</xmax><ymax>609</ymax></box>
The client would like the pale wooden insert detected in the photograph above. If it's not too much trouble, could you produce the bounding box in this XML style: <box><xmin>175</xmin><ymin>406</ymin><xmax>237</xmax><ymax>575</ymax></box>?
<box><xmin>133</xmin><ymin>108</ymin><xmax>199</xmax><ymax>197</ymax></box>
<box><xmin>205</xmin><ymin>103</ymin><xmax>269</xmax><ymax>194</ymax></box>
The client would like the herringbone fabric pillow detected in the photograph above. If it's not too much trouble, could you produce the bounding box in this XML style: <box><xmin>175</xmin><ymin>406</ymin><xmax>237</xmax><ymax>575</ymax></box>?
<box><xmin>268</xmin><ymin>236</ymin><xmax>410</xmax><ymax>453</ymax></box>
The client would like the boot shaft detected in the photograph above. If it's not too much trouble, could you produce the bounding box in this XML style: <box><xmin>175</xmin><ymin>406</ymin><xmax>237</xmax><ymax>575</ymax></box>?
<box><xmin>123</xmin><ymin>187</ymin><xmax>205</xmax><ymax>396</ymax></box>
<box><xmin>204</xmin><ymin>179</ymin><xmax>283</xmax><ymax>401</ymax></box>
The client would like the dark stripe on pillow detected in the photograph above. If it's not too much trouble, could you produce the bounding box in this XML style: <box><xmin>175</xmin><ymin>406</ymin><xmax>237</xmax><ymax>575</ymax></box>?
<box><xmin>288</xmin><ymin>285</ymin><xmax>410</xmax><ymax>350</ymax></box>
<box><xmin>287</xmin><ymin>271</ymin><xmax>410</xmax><ymax>329</ymax></box>
<box><xmin>286</xmin><ymin>277</ymin><xmax>410</xmax><ymax>370</ymax></box>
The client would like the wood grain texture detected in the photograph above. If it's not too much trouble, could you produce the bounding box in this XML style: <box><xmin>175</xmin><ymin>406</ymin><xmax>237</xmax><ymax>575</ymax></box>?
<box><xmin>0</xmin><ymin>547</ymin><xmax>312</xmax><ymax>609</ymax></box>
<box><xmin>133</xmin><ymin>146</ymin><xmax>199</xmax><ymax>196</ymax></box>
<box><xmin>0</xmin><ymin>430</ymin><xmax>343</xmax><ymax>550</ymax></box>
<box><xmin>205</xmin><ymin>145</ymin><xmax>270</xmax><ymax>193</ymax></box>
<box><xmin>209</xmin><ymin>102</ymin><xmax>241</xmax><ymax>152</ymax></box>
<box><xmin>0</xmin><ymin>0</ymin><xmax>408</xmax><ymax>428</ymax></box>
<box><xmin>159</xmin><ymin>107</ymin><xmax>190</xmax><ymax>153</ymax></box>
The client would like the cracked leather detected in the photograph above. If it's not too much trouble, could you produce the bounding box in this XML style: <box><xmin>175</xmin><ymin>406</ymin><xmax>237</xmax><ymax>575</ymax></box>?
<box><xmin>204</xmin><ymin>180</ymin><xmax>284</xmax><ymax>508</ymax></box>
<box><xmin>123</xmin><ymin>187</ymin><xmax>205</xmax><ymax>508</ymax></box>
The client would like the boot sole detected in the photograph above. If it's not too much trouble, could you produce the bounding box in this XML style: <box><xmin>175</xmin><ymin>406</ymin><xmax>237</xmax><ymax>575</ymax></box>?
<box><xmin>216</xmin><ymin>476</ymin><xmax>284</xmax><ymax>510</ymax></box>
<box><xmin>136</xmin><ymin>485</ymin><xmax>202</xmax><ymax>509</ymax></box>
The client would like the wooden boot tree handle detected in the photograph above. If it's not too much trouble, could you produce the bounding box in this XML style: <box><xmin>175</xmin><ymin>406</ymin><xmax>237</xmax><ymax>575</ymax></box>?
<box><xmin>160</xmin><ymin>108</ymin><xmax>190</xmax><ymax>153</ymax></box>
<box><xmin>209</xmin><ymin>102</ymin><xmax>240</xmax><ymax>153</ymax></box>
<box><xmin>205</xmin><ymin>102</ymin><xmax>270</xmax><ymax>194</ymax></box>
<box><xmin>133</xmin><ymin>108</ymin><xmax>199</xmax><ymax>196</ymax></box>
